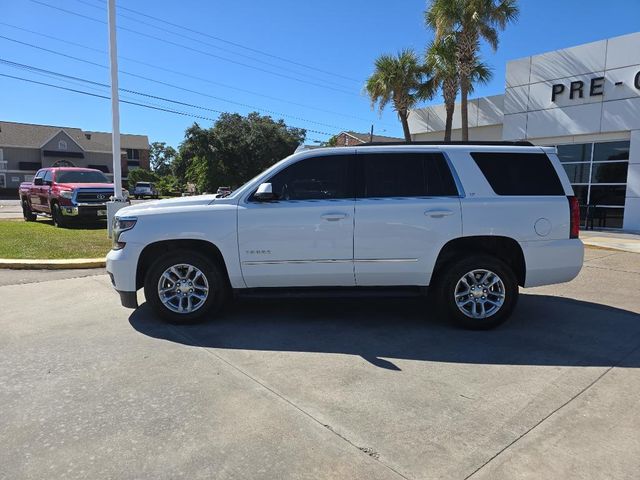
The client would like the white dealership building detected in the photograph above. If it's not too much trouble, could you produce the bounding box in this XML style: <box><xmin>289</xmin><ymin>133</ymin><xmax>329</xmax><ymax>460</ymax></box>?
<box><xmin>409</xmin><ymin>31</ymin><xmax>640</xmax><ymax>231</ymax></box>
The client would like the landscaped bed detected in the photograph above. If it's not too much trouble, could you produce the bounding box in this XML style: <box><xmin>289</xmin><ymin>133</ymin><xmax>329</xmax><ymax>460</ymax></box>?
<box><xmin>0</xmin><ymin>219</ymin><xmax>112</xmax><ymax>259</ymax></box>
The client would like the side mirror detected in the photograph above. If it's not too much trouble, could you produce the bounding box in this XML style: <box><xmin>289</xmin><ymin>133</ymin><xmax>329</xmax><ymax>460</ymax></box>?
<box><xmin>254</xmin><ymin>182</ymin><xmax>275</xmax><ymax>201</ymax></box>
<box><xmin>33</xmin><ymin>177</ymin><xmax>43</xmax><ymax>186</ymax></box>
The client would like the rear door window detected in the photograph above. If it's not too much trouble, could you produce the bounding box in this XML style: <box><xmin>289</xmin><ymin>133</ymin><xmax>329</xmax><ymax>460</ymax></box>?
<box><xmin>359</xmin><ymin>152</ymin><xmax>458</xmax><ymax>198</ymax></box>
<box><xmin>471</xmin><ymin>152</ymin><xmax>564</xmax><ymax>196</ymax></box>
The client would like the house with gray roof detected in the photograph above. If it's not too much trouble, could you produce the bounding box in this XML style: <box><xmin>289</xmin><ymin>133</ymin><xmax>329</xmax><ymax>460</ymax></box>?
<box><xmin>0</xmin><ymin>121</ymin><xmax>149</xmax><ymax>195</ymax></box>
<box><xmin>331</xmin><ymin>131</ymin><xmax>404</xmax><ymax>146</ymax></box>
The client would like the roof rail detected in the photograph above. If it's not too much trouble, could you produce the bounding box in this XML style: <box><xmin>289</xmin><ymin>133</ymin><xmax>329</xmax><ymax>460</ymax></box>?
<box><xmin>359</xmin><ymin>140</ymin><xmax>535</xmax><ymax>147</ymax></box>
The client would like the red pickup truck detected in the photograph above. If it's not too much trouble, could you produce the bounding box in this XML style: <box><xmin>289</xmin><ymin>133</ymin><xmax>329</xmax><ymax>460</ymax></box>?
<box><xmin>19</xmin><ymin>167</ymin><xmax>129</xmax><ymax>227</ymax></box>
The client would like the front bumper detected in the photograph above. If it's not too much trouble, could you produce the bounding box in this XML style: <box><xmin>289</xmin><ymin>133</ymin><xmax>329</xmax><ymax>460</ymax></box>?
<box><xmin>107</xmin><ymin>244</ymin><xmax>142</xmax><ymax>309</ymax></box>
<box><xmin>60</xmin><ymin>204</ymin><xmax>109</xmax><ymax>218</ymax></box>
<box><xmin>117</xmin><ymin>290</ymin><xmax>138</xmax><ymax>308</ymax></box>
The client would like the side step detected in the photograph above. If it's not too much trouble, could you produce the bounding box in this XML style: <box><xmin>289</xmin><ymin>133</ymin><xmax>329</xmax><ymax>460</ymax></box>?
<box><xmin>233</xmin><ymin>286</ymin><xmax>429</xmax><ymax>299</ymax></box>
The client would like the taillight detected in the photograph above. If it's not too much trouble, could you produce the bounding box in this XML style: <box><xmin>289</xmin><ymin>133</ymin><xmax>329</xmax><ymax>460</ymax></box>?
<box><xmin>568</xmin><ymin>196</ymin><xmax>580</xmax><ymax>239</ymax></box>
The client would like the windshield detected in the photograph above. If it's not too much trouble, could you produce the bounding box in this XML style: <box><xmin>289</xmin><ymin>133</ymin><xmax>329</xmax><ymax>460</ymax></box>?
<box><xmin>136</xmin><ymin>182</ymin><xmax>150</xmax><ymax>187</ymax></box>
<box><xmin>57</xmin><ymin>170</ymin><xmax>110</xmax><ymax>184</ymax></box>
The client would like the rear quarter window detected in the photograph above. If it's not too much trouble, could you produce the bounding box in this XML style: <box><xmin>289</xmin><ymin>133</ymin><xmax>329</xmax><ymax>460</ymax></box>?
<box><xmin>471</xmin><ymin>152</ymin><xmax>565</xmax><ymax>196</ymax></box>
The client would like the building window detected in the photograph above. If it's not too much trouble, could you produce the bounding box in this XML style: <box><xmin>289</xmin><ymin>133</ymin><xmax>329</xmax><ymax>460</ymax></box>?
<box><xmin>127</xmin><ymin>160</ymin><xmax>140</xmax><ymax>168</ymax></box>
<box><xmin>19</xmin><ymin>161</ymin><xmax>43</xmax><ymax>171</ymax></box>
<box><xmin>88</xmin><ymin>164</ymin><xmax>110</xmax><ymax>173</ymax></box>
<box><xmin>126</xmin><ymin>148</ymin><xmax>140</xmax><ymax>160</ymax></box>
<box><xmin>557</xmin><ymin>141</ymin><xmax>629</xmax><ymax>229</ymax></box>
<box><xmin>0</xmin><ymin>174</ymin><xmax>5</xmax><ymax>189</ymax></box>
<box><xmin>58</xmin><ymin>140</ymin><xmax>68</xmax><ymax>150</ymax></box>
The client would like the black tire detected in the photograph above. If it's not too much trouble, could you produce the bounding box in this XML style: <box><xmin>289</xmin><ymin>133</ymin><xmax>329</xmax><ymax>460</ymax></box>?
<box><xmin>51</xmin><ymin>203</ymin><xmax>67</xmax><ymax>228</ymax></box>
<box><xmin>434</xmin><ymin>255</ymin><xmax>519</xmax><ymax>330</ymax></box>
<box><xmin>22</xmin><ymin>199</ymin><xmax>37</xmax><ymax>221</ymax></box>
<box><xmin>144</xmin><ymin>250</ymin><xmax>227</xmax><ymax>324</ymax></box>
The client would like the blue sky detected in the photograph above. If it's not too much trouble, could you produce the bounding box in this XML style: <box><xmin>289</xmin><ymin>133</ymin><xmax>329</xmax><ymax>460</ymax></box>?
<box><xmin>2</xmin><ymin>0</ymin><xmax>640</xmax><ymax>148</ymax></box>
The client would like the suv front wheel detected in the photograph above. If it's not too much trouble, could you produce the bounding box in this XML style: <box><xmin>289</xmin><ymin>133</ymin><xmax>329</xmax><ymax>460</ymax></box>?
<box><xmin>144</xmin><ymin>250</ymin><xmax>227</xmax><ymax>323</ymax></box>
<box><xmin>436</xmin><ymin>255</ymin><xmax>519</xmax><ymax>330</ymax></box>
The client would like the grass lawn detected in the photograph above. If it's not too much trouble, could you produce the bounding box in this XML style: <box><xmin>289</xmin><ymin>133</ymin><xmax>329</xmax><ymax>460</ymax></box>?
<box><xmin>0</xmin><ymin>219</ymin><xmax>112</xmax><ymax>259</ymax></box>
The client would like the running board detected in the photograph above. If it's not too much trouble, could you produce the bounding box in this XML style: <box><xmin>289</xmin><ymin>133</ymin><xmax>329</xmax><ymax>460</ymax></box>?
<box><xmin>233</xmin><ymin>286</ymin><xmax>429</xmax><ymax>299</ymax></box>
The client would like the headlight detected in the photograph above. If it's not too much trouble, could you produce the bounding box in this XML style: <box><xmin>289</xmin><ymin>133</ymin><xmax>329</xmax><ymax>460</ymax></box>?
<box><xmin>112</xmin><ymin>216</ymin><xmax>137</xmax><ymax>250</ymax></box>
<box><xmin>59</xmin><ymin>190</ymin><xmax>74</xmax><ymax>199</ymax></box>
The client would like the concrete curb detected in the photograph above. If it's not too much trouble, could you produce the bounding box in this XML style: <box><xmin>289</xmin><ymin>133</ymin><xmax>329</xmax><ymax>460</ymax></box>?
<box><xmin>582</xmin><ymin>241</ymin><xmax>640</xmax><ymax>254</ymax></box>
<box><xmin>0</xmin><ymin>258</ymin><xmax>106</xmax><ymax>270</ymax></box>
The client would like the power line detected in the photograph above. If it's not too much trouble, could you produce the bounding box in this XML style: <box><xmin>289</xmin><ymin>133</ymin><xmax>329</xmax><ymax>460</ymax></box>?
<box><xmin>30</xmin><ymin>0</ymin><xmax>358</xmax><ymax>96</ymax></box>
<box><xmin>0</xmin><ymin>58</ymin><xmax>348</xmax><ymax>131</ymax></box>
<box><xmin>0</xmin><ymin>37</ymin><xmax>350</xmax><ymax>131</ymax></box>
<box><xmin>76</xmin><ymin>0</ymin><xmax>361</xmax><ymax>84</ymax></box>
<box><xmin>71</xmin><ymin>0</ymin><xmax>356</xmax><ymax>91</ymax></box>
<box><xmin>0</xmin><ymin>22</ymin><xmax>384</xmax><ymax>125</ymax></box>
<box><xmin>0</xmin><ymin>73</ymin><xmax>335</xmax><ymax>136</ymax></box>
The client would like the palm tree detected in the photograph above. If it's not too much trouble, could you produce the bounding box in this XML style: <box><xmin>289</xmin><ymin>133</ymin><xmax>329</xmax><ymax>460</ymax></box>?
<box><xmin>426</xmin><ymin>35</ymin><xmax>492</xmax><ymax>141</ymax></box>
<box><xmin>425</xmin><ymin>0</ymin><xmax>519</xmax><ymax>140</ymax></box>
<box><xmin>365</xmin><ymin>49</ymin><xmax>433</xmax><ymax>142</ymax></box>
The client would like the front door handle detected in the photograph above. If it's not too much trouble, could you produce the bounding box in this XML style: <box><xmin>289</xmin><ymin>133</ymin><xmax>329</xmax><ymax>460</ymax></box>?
<box><xmin>321</xmin><ymin>213</ymin><xmax>348</xmax><ymax>221</ymax></box>
<box><xmin>424</xmin><ymin>209</ymin><xmax>454</xmax><ymax>218</ymax></box>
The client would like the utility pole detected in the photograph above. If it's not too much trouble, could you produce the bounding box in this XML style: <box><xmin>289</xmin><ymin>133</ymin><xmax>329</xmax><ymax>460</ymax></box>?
<box><xmin>369</xmin><ymin>124</ymin><xmax>374</xmax><ymax>143</ymax></box>
<box><xmin>106</xmin><ymin>0</ymin><xmax>127</xmax><ymax>237</ymax></box>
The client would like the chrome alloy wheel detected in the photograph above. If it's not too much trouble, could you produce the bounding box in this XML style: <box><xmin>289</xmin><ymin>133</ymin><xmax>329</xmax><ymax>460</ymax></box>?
<box><xmin>454</xmin><ymin>269</ymin><xmax>506</xmax><ymax>319</ymax></box>
<box><xmin>157</xmin><ymin>263</ymin><xmax>210</xmax><ymax>314</ymax></box>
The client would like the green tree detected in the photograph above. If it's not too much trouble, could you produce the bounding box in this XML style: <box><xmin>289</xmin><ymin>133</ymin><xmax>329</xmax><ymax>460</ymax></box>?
<box><xmin>156</xmin><ymin>175</ymin><xmax>181</xmax><ymax>196</ymax></box>
<box><xmin>177</xmin><ymin>113</ymin><xmax>306</xmax><ymax>192</ymax></box>
<box><xmin>426</xmin><ymin>0</ymin><xmax>519</xmax><ymax>140</ymax></box>
<box><xmin>426</xmin><ymin>35</ymin><xmax>492</xmax><ymax>141</ymax></box>
<box><xmin>149</xmin><ymin>141</ymin><xmax>177</xmax><ymax>177</ymax></box>
<box><xmin>322</xmin><ymin>134</ymin><xmax>339</xmax><ymax>147</ymax></box>
<box><xmin>365</xmin><ymin>49</ymin><xmax>433</xmax><ymax>142</ymax></box>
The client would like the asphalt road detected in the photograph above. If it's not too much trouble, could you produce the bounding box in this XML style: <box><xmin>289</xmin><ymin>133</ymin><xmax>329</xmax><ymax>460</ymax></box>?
<box><xmin>1</xmin><ymin>248</ymin><xmax>639</xmax><ymax>479</ymax></box>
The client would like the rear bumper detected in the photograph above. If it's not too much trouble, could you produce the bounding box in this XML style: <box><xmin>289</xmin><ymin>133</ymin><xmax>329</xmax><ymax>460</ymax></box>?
<box><xmin>521</xmin><ymin>238</ymin><xmax>584</xmax><ymax>287</ymax></box>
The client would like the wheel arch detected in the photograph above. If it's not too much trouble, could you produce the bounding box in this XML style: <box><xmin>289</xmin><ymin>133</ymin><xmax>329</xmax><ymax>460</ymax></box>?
<box><xmin>432</xmin><ymin>236</ymin><xmax>526</xmax><ymax>287</ymax></box>
<box><xmin>136</xmin><ymin>239</ymin><xmax>231</xmax><ymax>291</ymax></box>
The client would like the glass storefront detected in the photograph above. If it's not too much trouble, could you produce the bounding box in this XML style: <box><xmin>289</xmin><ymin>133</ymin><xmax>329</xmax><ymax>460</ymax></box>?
<box><xmin>556</xmin><ymin>140</ymin><xmax>630</xmax><ymax>229</ymax></box>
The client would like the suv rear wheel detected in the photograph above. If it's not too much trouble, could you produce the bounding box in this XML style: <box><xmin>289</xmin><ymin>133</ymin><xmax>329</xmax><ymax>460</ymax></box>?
<box><xmin>144</xmin><ymin>250</ymin><xmax>227</xmax><ymax>323</ymax></box>
<box><xmin>435</xmin><ymin>255</ymin><xmax>518</xmax><ymax>330</ymax></box>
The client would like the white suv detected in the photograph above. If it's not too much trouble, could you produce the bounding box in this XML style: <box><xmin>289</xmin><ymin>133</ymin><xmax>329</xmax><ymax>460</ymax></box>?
<box><xmin>107</xmin><ymin>143</ymin><xmax>584</xmax><ymax>329</ymax></box>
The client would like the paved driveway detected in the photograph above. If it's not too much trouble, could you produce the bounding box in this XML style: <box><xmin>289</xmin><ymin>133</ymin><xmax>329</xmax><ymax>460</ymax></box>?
<box><xmin>1</xmin><ymin>248</ymin><xmax>639</xmax><ymax>479</ymax></box>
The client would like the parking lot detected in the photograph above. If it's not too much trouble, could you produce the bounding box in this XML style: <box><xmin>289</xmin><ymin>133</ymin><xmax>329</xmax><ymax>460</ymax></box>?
<box><xmin>1</xmin><ymin>247</ymin><xmax>639</xmax><ymax>479</ymax></box>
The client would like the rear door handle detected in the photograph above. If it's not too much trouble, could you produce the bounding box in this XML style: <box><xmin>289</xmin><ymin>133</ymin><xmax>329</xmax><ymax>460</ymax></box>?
<box><xmin>321</xmin><ymin>213</ymin><xmax>348</xmax><ymax>221</ymax></box>
<box><xmin>424</xmin><ymin>209</ymin><xmax>454</xmax><ymax>218</ymax></box>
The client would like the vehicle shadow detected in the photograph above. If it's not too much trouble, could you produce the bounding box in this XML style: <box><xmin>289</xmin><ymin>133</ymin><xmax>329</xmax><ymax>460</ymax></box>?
<box><xmin>129</xmin><ymin>294</ymin><xmax>640</xmax><ymax>370</ymax></box>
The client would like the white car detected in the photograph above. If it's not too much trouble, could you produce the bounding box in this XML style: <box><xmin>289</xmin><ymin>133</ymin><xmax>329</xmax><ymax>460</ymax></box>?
<box><xmin>107</xmin><ymin>142</ymin><xmax>584</xmax><ymax>329</ymax></box>
<box><xmin>132</xmin><ymin>182</ymin><xmax>158</xmax><ymax>199</ymax></box>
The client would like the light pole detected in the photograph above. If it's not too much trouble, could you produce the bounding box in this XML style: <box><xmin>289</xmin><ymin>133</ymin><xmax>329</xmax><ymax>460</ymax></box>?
<box><xmin>106</xmin><ymin>0</ymin><xmax>127</xmax><ymax>237</ymax></box>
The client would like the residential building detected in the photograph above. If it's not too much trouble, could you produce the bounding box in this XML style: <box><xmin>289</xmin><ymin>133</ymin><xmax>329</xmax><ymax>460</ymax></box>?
<box><xmin>0</xmin><ymin>121</ymin><xmax>149</xmax><ymax>195</ymax></box>
<box><xmin>331</xmin><ymin>131</ymin><xmax>403</xmax><ymax>146</ymax></box>
<box><xmin>409</xmin><ymin>31</ymin><xmax>640</xmax><ymax>231</ymax></box>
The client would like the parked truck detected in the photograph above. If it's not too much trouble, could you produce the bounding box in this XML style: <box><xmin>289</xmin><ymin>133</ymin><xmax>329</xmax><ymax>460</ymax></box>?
<box><xmin>19</xmin><ymin>167</ymin><xmax>129</xmax><ymax>227</ymax></box>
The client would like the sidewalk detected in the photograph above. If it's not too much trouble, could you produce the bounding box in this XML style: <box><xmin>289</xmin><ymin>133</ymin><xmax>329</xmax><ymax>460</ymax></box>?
<box><xmin>580</xmin><ymin>230</ymin><xmax>640</xmax><ymax>254</ymax></box>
